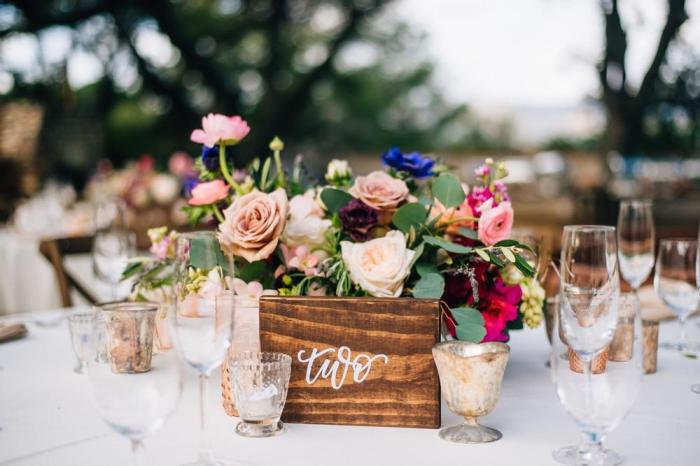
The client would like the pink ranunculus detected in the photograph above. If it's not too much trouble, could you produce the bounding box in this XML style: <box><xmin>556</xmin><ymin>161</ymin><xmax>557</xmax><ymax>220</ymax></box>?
<box><xmin>187</xmin><ymin>179</ymin><xmax>230</xmax><ymax>206</ymax></box>
<box><xmin>218</xmin><ymin>188</ymin><xmax>288</xmax><ymax>262</ymax></box>
<box><xmin>350</xmin><ymin>171</ymin><xmax>409</xmax><ymax>212</ymax></box>
<box><xmin>190</xmin><ymin>114</ymin><xmax>251</xmax><ymax>147</ymax></box>
<box><xmin>477</xmin><ymin>201</ymin><xmax>514</xmax><ymax>246</ymax></box>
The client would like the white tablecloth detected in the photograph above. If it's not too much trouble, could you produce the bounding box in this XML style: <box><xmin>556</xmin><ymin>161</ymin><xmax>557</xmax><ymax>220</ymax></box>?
<box><xmin>1</xmin><ymin>310</ymin><xmax>699</xmax><ymax>466</ymax></box>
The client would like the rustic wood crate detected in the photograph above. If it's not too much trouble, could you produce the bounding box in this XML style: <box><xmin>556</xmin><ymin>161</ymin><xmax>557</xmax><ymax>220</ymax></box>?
<box><xmin>259</xmin><ymin>296</ymin><xmax>441</xmax><ymax>429</ymax></box>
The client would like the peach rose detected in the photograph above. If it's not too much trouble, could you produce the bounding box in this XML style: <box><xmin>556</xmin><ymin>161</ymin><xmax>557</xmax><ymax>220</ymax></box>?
<box><xmin>218</xmin><ymin>188</ymin><xmax>288</xmax><ymax>262</ymax></box>
<box><xmin>350</xmin><ymin>171</ymin><xmax>409</xmax><ymax>211</ymax></box>
<box><xmin>478</xmin><ymin>201</ymin><xmax>514</xmax><ymax>246</ymax></box>
<box><xmin>188</xmin><ymin>179</ymin><xmax>230</xmax><ymax>206</ymax></box>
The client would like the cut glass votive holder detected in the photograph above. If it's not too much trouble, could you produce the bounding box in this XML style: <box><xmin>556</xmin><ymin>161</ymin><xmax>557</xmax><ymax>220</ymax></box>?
<box><xmin>229</xmin><ymin>351</ymin><xmax>291</xmax><ymax>438</ymax></box>
<box><xmin>68</xmin><ymin>311</ymin><xmax>95</xmax><ymax>374</ymax></box>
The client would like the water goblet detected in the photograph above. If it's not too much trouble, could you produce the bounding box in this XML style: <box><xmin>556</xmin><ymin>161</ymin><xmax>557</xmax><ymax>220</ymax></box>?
<box><xmin>551</xmin><ymin>292</ymin><xmax>643</xmax><ymax>465</ymax></box>
<box><xmin>173</xmin><ymin>231</ymin><xmax>235</xmax><ymax>466</ymax></box>
<box><xmin>87</xmin><ymin>302</ymin><xmax>183</xmax><ymax>466</ymax></box>
<box><xmin>432</xmin><ymin>341</ymin><xmax>509</xmax><ymax>443</ymax></box>
<box><xmin>67</xmin><ymin>310</ymin><xmax>94</xmax><ymax>374</ymax></box>
<box><xmin>92</xmin><ymin>199</ymin><xmax>135</xmax><ymax>300</ymax></box>
<box><xmin>229</xmin><ymin>352</ymin><xmax>292</xmax><ymax>438</ymax></box>
<box><xmin>617</xmin><ymin>200</ymin><xmax>655</xmax><ymax>293</ymax></box>
<box><xmin>653</xmin><ymin>239</ymin><xmax>699</xmax><ymax>354</ymax></box>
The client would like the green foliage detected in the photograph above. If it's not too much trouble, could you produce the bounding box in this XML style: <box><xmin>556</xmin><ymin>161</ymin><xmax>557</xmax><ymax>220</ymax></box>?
<box><xmin>423</xmin><ymin>236</ymin><xmax>472</xmax><ymax>254</ymax></box>
<box><xmin>412</xmin><ymin>273</ymin><xmax>445</xmax><ymax>299</ymax></box>
<box><xmin>451</xmin><ymin>306</ymin><xmax>486</xmax><ymax>342</ymax></box>
<box><xmin>321</xmin><ymin>188</ymin><xmax>353</xmax><ymax>214</ymax></box>
<box><xmin>431</xmin><ymin>173</ymin><xmax>465</xmax><ymax>208</ymax></box>
<box><xmin>392</xmin><ymin>202</ymin><xmax>428</xmax><ymax>233</ymax></box>
<box><xmin>189</xmin><ymin>236</ymin><xmax>228</xmax><ymax>271</ymax></box>
<box><xmin>415</xmin><ymin>262</ymin><xmax>439</xmax><ymax>277</ymax></box>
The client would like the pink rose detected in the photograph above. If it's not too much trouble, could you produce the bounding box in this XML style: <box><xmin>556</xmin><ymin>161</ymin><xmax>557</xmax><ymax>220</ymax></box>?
<box><xmin>477</xmin><ymin>201</ymin><xmax>514</xmax><ymax>246</ymax></box>
<box><xmin>190</xmin><ymin>114</ymin><xmax>251</xmax><ymax>147</ymax></box>
<box><xmin>218</xmin><ymin>188</ymin><xmax>288</xmax><ymax>262</ymax></box>
<box><xmin>187</xmin><ymin>179</ymin><xmax>230</xmax><ymax>206</ymax></box>
<box><xmin>350</xmin><ymin>171</ymin><xmax>409</xmax><ymax>211</ymax></box>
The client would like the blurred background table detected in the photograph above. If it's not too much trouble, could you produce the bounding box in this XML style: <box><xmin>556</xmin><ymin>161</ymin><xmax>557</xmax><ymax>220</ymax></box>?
<box><xmin>1</xmin><ymin>309</ymin><xmax>698</xmax><ymax>466</ymax></box>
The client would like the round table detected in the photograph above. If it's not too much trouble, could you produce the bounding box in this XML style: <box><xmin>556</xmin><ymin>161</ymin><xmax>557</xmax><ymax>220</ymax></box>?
<box><xmin>0</xmin><ymin>309</ymin><xmax>698</xmax><ymax>465</ymax></box>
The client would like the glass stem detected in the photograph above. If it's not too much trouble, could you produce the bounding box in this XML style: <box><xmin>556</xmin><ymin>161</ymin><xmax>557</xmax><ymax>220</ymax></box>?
<box><xmin>198</xmin><ymin>373</ymin><xmax>213</xmax><ymax>462</ymax></box>
<box><xmin>578</xmin><ymin>431</ymin><xmax>605</xmax><ymax>462</ymax></box>
<box><xmin>679</xmin><ymin>316</ymin><xmax>688</xmax><ymax>352</ymax></box>
<box><xmin>581</xmin><ymin>354</ymin><xmax>593</xmax><ymax>413</ymax></box>
<box><xmin>131</xmin><ymin>439</ymin><xmax>145</xmax><ymax>466</ymax></box>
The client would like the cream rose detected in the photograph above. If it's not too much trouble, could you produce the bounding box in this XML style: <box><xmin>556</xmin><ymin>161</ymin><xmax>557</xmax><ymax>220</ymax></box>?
<box><xmin>341</xmin><ymin>230</ymin><xmax>416</xmax><ymax>297</ymax></box>
<box><xmin>218</xmin><ymin>188</ymin><xmax>288</xmax><ymax>262</ymax></box>
<box><xmin>282</xmin><ymin>192</ymin><xmax>331</xmax><ymax>248</ymax></box>
<box><xmin>350</xmin><ymin>171</ymin><xmax>409</xmax><ymax>211</ymax></box>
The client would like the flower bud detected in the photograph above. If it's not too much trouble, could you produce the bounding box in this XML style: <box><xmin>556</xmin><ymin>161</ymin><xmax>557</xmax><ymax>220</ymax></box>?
<box><xmin>269</xmin><ymin>136</ymin><xmax>284</xmax><ymax>152</ymax></box>
<box><xmin>325</xmin><ymin>159</ymin><xmax>352</xmax><ymax>186</ymax></box>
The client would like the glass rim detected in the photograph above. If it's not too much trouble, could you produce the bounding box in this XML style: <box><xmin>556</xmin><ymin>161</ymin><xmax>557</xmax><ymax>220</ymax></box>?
<box><xmin>98</xmin><ymin>301</ymin><xmax>159</xmax><ymax>313</ymax></box>
<box><xmin>619</xmin><ymin>199</ymin><xmax>653</xmax><ymax>206</ymax></box>
<box><xmin>562</xmin><ymin>225</ymin><xmax>616</xmax><ymax>233</ymax></box>
<box><xmin>658</xmin><ymin>237</ymin><xmax>697</xmax><ymax>245</ymax></box>
<box><xmin>229</xmin><ymin>351</ymin><xmax>292</xmax><ymax>368</ymax></box>
<box><xmin>179</xmin><ymin>230</ymin><xmax>218</xmax><ymax>240</ymax></box>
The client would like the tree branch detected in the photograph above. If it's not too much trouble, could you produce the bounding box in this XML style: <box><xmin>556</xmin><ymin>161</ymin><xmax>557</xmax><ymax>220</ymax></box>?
<box><xmin>4</xmin><ymin>0</ymin><xmax>114</xmax><ymax>34</ymax></box>
<box><xmin>599</xmin><ymin>0</ymin><xmax>628</xmax><ymax>101</ymax></box>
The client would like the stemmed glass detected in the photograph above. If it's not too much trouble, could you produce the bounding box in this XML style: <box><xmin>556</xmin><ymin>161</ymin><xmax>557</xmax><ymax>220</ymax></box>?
<box><xmin>92</xmin><ymin>199</ymin><xmax>135</xmax><ymax>300</ymax></box>
<box><xmin>86</xmin><ymin>303</ymin><xmax>183</xmax><ymax>466</ymax></box>
<box><xmin>173</xmin><ymin>231</ymin><xmax>235</xmax><ymax>466</ymax></box>
<box><xmin>617</xmin><ymin>200</ymin><xmax>655</xmax><ymax>294</ymax></box>
<box><xmin>653</xmin><ymin>239</ymin><xmax>699</xmax><ymax>354</ymax></box>
<box><xmin>551</xmin><ymin>292</ymin><xmax>643</xmax><ymax>465</ymax></box>
<box><xmin>694</xmin><ymin>225</ymin><xmax>700</xmax><ymax>394</ymax></box>
<box><xmin>556</xmin><ymin>225</ymin><xmax>620</xmax><ymax>464</ymax></box>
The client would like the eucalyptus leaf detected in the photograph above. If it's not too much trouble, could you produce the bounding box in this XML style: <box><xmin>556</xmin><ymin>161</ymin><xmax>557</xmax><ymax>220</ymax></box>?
<box><xmin>320</xmin><ymin>188</ymin><xmax>353</xmax><ymax>214</ymax></box>
<box><xmin>432</xmin><ymin>173</ymin><xmax>465</xmax><ymax>209</ymax></box>
<box><xmin>458</xmin><ymin>227</ymin><xmax>479</xmax><ymax>240</ymax></box>
<box><xmin>412</xmin><ymin>272</ymin><xmax>445</xmax><ymax>299</ymax></box>
<box><xmin>392</xmin><ymin>202</ymin><xmax>428</xmax><ymax>233</ymax></box>
<box><xmin>456</xmin><ymin>324</ymin><xmax>486</xmax><ymax>343</ymax></box>
<box><xmin>237</xmin><ymin>260</ymin><xmax>267</xmax><ymax>282</ymax></box>
<box><xmin>190</xmin><ymin>236</ymin><xmax>227</xmax><ymax>271</ymax></box>
<box><xmin>423</xmin><ymin>236</ymin><xmax>472</xmax><ymax>254</ymax></box>
<box><xmin>451</xmin><ymin>306</ymin><xmax>484</xmax><ymax>327</ymax></box>
<box><xmin>415</xmin><ymin>262</ymin><xmax>439</xmax><ymax>277</ymax></box>
<box><xmin>408</xmin><ymin>242</ymin><xmax>425</xmax><ymax>269</ymax></box>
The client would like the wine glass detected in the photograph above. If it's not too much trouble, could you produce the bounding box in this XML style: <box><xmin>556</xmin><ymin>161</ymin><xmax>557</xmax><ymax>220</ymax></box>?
<box><xmin>653</xmin><ymin>239</ymin><xmax>699</xmax><ymax>354</ymax></box>
<box><xmin>557</xmin><ymin>225</ymin><xmax>620</xmax><ymax>462</ymax></box>
<box><xmin>694</xmin><ymin>225</ymin><xmax>700</xmax><ymax>394</ymax></box>
<box><xmin>92</xmin><ymin>199</ymin><xmax>135</xmax><ymax>300</ymax></box>
<box><xmin>551</xmin><ymin>292</ymin><xmax>643</xmax><ymax>465</ymax></box>
<box><xmin>617</xmin><ymin>200</ymin><xmax>655</xmax><ymax>293</ymax></box>
<box><xmin>87</xmin><ymin>303</ymin><xmax>183</xmax><ymax>466</ymax></box>
<box><xmin>173</xmin><ymin>231</ymin><xmax>235</xmax><ymax>466</ymax></box>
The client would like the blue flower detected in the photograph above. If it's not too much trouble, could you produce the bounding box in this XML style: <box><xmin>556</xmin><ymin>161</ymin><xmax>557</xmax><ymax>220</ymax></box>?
<box><xmin>201</xmin><ymin>145</ymin><xmax>220</xmax><ymax>171</ymax></box>
<box><xmin>183</xmin><ymin>174</ymin><xmax>199</xmax><ymax>196</ymax></box>
<box><xmin>381</xmin><ymin>147</ymin><xmax>435</xmax><ymax>178</ymax></box>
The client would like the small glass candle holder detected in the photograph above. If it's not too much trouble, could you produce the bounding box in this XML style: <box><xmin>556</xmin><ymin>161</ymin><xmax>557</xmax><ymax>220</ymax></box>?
<box><xmin>229</xmin><ymin>352</ymin><xmax>291</xmax><ymax>438</ymax></box>
<box><xmin>99</xmin><ymin>302</ymin><xmax>158</xmax><ymax>374</ymax></box>
<box><xmin>642</xmin><ymin>320</ymin><xmax>659</xmax><ymax>374</ymax></box>
<box><xmin>68</xmin><ymin>311</ymin><xmax>95</xmax><ymax>374</ymax></box>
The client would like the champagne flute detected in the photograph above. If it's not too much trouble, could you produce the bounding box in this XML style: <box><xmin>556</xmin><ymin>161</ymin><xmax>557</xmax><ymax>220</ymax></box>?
<box><xmin>617</xmin><ymin>200</ymin><xmax>655</xmax><ymax>293</ymax></box>
<box><xmin>87</xmin><ymin>303</ymin><xmax>183</xmax><ymax>466</ymax></box>
<box><xmin>551</xmin><ymin>293</ymin><xmax>643</xmax><ymax>465</ymax></box>
<box><xmin>557</xmin><ymin>225</ymin><xmax>620</xmax><ymax>462</ymax></box>
<box><xmin>174</xmin><ymin>231</ymin><xmax>235</xmax><ymax>466</ymax></box>
<box><xmin>653</xmin><ymin>239</ymin><xmax>699</xmax><ymax>354</ymax></box>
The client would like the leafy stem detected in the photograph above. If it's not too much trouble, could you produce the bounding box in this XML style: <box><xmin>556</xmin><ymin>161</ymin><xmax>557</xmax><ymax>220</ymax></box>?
<box><xmin>218</xmin><ymin>142</ymin><xmax>240</xmax><ymax>192</ymax></box>
<box><xmin>211</xmin><ymin>203</ymin><xmax>225</xmax><ymax>223</ymax></box>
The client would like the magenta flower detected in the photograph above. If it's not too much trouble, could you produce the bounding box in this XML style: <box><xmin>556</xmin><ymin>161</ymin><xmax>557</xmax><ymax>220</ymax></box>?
<box><xmin>190</xmin><ymin>114</ymin><xmax>250</xmax><ymax>147</ymax></box>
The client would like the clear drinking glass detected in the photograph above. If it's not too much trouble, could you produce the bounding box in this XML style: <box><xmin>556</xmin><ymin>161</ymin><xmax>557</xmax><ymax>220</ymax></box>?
<box><xmin>694</xmin><ymin>225</ymin><xmax>700</xmax><ymax>394</ymax></box>
<box><xmin>551</xmin><ymin>293</ymin><xmax>643</xmax><ymax>465</ymax></box>
<box><xmin>229</xmin><ymin>352</ymin><xmax>292</xmax><ymax>438</ymax></box>
<box><xmin>67</xmin><ymin>311</ymin><xmax>94</xmax><ymax>374</ymax></box>
<box><xmin>617</xmin><ymin>200</ymin><xmax>655</xmax><ymax>292</ymax></box>
<box><xmin>173</xmin><ymin>231</ymin><xmax>235</xmax><ymax>466</ymax></box>
<box><xmin>92</xmin><ymin>199</ymin><xmax>135</xmax><ymax>300</ymax></box>
<box><xmin>87</xmin><ymin>303</ymin><xmax>183</xmax><ymax>466</ymax></box>
<box><xmin>653</xmin><ymin>239</ymin><xmax>699</xmax><ymax>354</ymax></box>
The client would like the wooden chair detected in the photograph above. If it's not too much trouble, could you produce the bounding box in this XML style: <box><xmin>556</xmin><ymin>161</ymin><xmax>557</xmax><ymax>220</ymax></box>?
<box><xmin>39</xmin><ymin>236</ymin><xmax>98</xmax><ymax>307</ymax></box>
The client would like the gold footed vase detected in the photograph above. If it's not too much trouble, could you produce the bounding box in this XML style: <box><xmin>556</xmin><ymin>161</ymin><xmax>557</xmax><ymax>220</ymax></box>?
<box><xmin>432</xmin><ymin>341</ymin><xmax>509</xmax><ymax>443</ymax></box>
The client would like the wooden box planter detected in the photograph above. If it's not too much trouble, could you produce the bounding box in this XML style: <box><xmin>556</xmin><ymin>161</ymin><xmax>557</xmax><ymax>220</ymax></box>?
<box><xmin>259</xmin><ymin>296</ymin><xmax>442</xmax><ymax>429</ymax></box>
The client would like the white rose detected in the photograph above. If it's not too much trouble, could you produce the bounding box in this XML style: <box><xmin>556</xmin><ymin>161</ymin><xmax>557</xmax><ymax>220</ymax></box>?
<box><xmin>282</xmin><ymin>193</ymin><xmax>331</xmax><ymax>248</ymax></box>
<box><xmin>341</xmin><ymin>230</ymin><xmax>416</xmax><ymax>297</ymax></box>
<box><xmin>325</xmin><ymin>159</ymin><xmax>352</xmax><ymax>184</ymax></box>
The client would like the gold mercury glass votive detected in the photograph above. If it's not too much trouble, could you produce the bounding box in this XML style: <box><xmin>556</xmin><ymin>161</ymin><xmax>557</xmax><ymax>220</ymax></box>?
<box><xmin>432</xmin><ymin>341</ymin><xmax>509</xmax><ymax>443</ymax></box>
<box><xmin>100</xmin><ymin>302</ymin><xmax>158</xmax><ymax>374</ymax></box>
<box><xmin>642</xmin><ymin>320</ymin><xmax>659</xmax><ymax>374</ymax></box>
<box><xmin>609</xmin><ymin>317</ymin><xmax>634</xmax><ymax>362</ymax></box>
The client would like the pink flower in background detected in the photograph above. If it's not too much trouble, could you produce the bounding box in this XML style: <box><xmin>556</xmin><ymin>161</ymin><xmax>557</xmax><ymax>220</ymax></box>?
<box><xmin>137</xmin><ymin>155</ymin><xmax>155</xmax><ymax>172</ymax></box>
<box><xmin>477</xmin><ymin>201</ymin><xmax>514</xmax><ymax>246</ymax></box>
<box><xmin>280</xmin><ymin>244</ymin><xmax>323</xmax><ymax>276</ymax></box>
<box><xmin>475</xmin><ymin>164</ymin><xmax>490</xmax><ymax>178</ymax></box>
<box><xmin>187</xmin><ymin>179</ymin><xmax>230</xmax><ymax>206</ymax></box>
<box><xmin>168</xmin><ymin>151</ymin><xmax>194</xmax><ymax>178</ymax></box>
<box><xmin>150</xmin><ymin>236</ymin><xmax>173</xmax><ymax>260</ymax></box>
<box><xmin>190</xmin><ymin>114</ymin><xmax>250</xmax><ymax>147</ymax></box>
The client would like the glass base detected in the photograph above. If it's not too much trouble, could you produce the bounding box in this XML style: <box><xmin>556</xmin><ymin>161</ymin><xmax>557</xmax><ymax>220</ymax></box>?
<box><xmin>438</xmin><ymin>422</ymin><xmax>502</xmax><ymax>444</ymax></box>
<box><xmin>73</xmin><ymin>364</ymin><xmax>87</xmax><ymax>374</ymax></box>
<box><xmin>660</xmin><ymin>341</ymin><xmax>700</xmax><ymax>355</ymax></box>
<box><xmin>691</xmin><ymin>384</ymin><xmax>700</xmax><ymax>394</ymax></box>
<box><xmin>553</xmin><ymin>445</ymin><xmax>622</xmax><ymax>466</ymax></box>
<box><xmin>235</xmin><ymin>420</ymin><xmax>285</xmax><ymax>438</ymax></box>
<box><xmin>179</xmin><ymin>458</ymin><xmax>237</xmax><ymax>466</ymax></box>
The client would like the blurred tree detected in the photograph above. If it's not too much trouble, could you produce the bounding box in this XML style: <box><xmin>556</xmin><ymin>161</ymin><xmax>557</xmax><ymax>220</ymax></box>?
<box><xmin>599</xmin><ymin>0</ymin><xmax>698</xmax><ymax>154</ymax></box>
<box><xmin>0</xmin><ymin>0</ymin><xmax>498</xmax><ymax>185</ymax></box>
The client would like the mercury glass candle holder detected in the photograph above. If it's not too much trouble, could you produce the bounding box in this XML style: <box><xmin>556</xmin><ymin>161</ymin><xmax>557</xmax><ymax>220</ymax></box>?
<box><xmin>432</xmin><ymin>341</ymin><xmax>509</xmax><ymax>443</ymax></box>
<box><xmin>229</xmin><ymin>352</ymin><xmax>291</xmax><ymax>438</ymax></box>
<box><xmin>642</xmin><ymin>320</ymin><xmax>659</xmax><ymax>374</ymax></box>
<box><xmin>100</xmin><ymin>302</ymin><xmax>158</xmax><ymax>374</ymax></box>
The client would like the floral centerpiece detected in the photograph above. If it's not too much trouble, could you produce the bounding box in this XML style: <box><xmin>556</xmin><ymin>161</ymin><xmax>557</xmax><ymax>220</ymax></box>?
<box><xmin>124</xmin><ymin>113</ymin><xmax>545</xmax><ymax>343</ymax></box>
